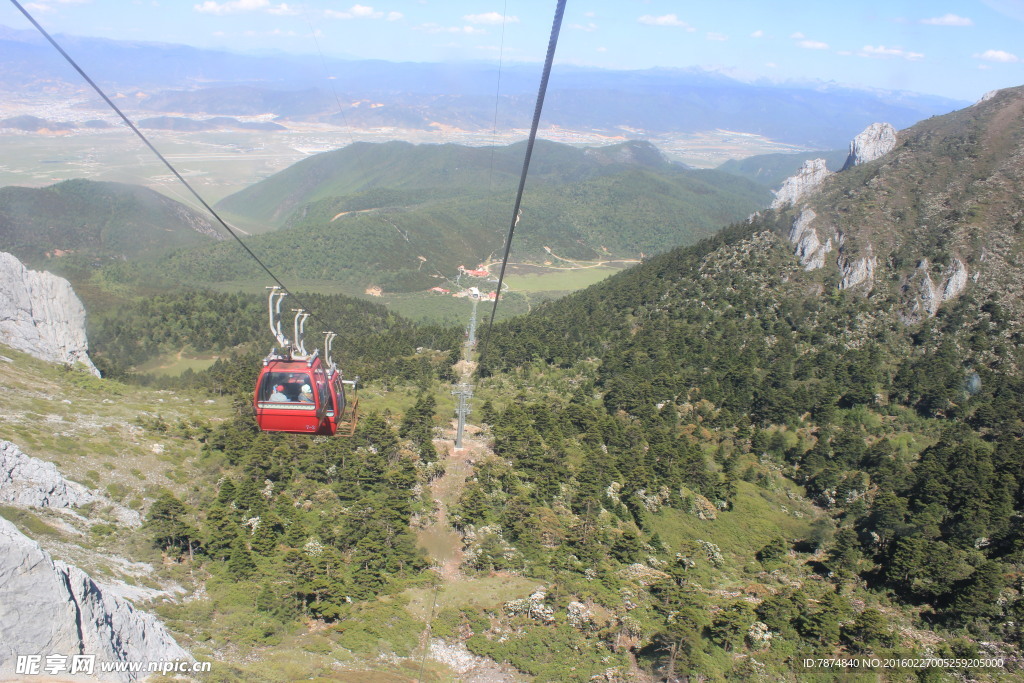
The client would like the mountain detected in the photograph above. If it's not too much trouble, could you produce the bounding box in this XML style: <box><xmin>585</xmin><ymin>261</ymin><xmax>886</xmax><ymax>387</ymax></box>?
<box><xmin>216</xmin><ymin>138</ymin><xmax>720</xmax><ymax>227</ymax></box>
<box><xmin>4</xmin><ymin>88</ymin><xmax>1024</xmax><ymax>681</ymax></box>
<box><xmin>0</xmin><ymin>179</ymin><xmax>221</xmax><ymax>267</ymax></box>
<box><xmin>716</xmin><ymin>149</ymin><xmax>849</xmax><ymax>189</ymax></box>
<box><xmin>770</xmin><ymin>86</ymin><xmax>1024</xmax><ymax>324</ymax></box>
<box><xmin>483</xmin><ymin>87</ymin><xmax>1024</xmax><ymax>398</ymax></box>
<box><xmin>472</xmin><ymin>87</ymin><xmax>1024</xmax><ymax>674</ymax></box>
<box><xmin>151</xmin><ymin>139</ymin><xmax>770</xmax><ymax>292</ymax></box>
<box><xmin>0</xmin><ymin>25</ymin><xmax>965</xmax><ymax>148</ymax></box>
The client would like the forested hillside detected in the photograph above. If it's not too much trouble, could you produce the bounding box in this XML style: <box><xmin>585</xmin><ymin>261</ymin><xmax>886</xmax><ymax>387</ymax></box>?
<box><xmin>0</xmin><ymin>179</ymin><xmax>220</xmax><ymax>268</ymax></box>
<box><xmin>157</xmin><ymin>139</ymin><xmax>769</xmax><ymax>293</ymax></box>
<box><xmin>89</xmin><ymin>289</ymin><xmax>459</xmax><ymax>387</ymax></box>
<box><xmin>463</xmin><ymin>90</ymin><xmax>1024</xmax><ymax>678</ymax></box>
<box><xmin>78</xmin><ymin>88</ymin><xmax>1024</xmax><ymax>677</ymax></box>
<box><xmin>6</xmin><ymin>68</ymin><xmax>1022</xmax><ymax>682</ymax></box>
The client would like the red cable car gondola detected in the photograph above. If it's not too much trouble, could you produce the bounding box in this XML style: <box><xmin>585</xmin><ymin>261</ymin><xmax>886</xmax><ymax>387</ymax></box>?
<box><xmin>253</xmin><ymin>288</ymin><xmax>358</xmax><ymax>436</ymax></box>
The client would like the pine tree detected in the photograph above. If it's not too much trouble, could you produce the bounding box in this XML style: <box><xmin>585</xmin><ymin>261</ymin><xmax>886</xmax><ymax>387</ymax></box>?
<box><xmin>227</xmin><ymin>535</ymin><xmax>256</xmax><ymax>579</ymax></box>
<box><xmin>204</xmin><ymin>503</ymin><xmax>240</xmax><ymax>561</ymax></box>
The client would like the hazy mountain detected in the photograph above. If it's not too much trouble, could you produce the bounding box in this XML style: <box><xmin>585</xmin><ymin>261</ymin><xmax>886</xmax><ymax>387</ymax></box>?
<box><xmin>0</xmin><ymin>179</ymin><xmax>221</xmax><ymax>267</ymax></box>
<box><xmin>0</xmin><ymin>25</ymin><xmax>966</xmax><ymax>148</ymax></box>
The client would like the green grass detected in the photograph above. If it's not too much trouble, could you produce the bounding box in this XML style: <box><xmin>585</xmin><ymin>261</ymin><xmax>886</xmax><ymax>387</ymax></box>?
<box><xmin>403</xmin><ymin>574</ymin><xmax>541</xmax><ymax>621</ymax></box>
<box><xmin>503</xmin><ymin>262</ymin><xmax>632</xmax><ymax>293</ymax></box>
<box><xmin>0</xmin><ymin>343</ymin><xmax>231</xmax><ymax>505</ymax></box>
<box><xmin>135</xmin><ymin>352</ymin><xmax>220</xmax><ymax>377</ymax></box>
<box><xmin>0</xmin><ymin>505</ymin><xmax>69</xmax><ymax>540</ymax></box>
<box><xmin>649</xmin><ymin>480</ymin><xmax>815</xmax><ymax>577</ymax></box>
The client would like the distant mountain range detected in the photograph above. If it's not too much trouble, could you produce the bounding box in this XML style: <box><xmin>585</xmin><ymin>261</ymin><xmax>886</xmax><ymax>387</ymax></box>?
<box><xmin>0</xmin><ymin>24</ymin><xmax>966</xmax><ymax>148</ymax></box>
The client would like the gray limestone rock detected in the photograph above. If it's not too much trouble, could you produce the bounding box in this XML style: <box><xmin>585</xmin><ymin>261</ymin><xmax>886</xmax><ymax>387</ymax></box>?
<box><xmin>0</xmin><ymin>440</ymin><xmax>141</xmax><ymax>528</ymax></box>
<box><xmin>942</xmin><ymin>258</ymin><xmax>969</xmax><ymax>301</ymax></box>
<box><xmin>788</xmin><ymin>208</ymin><xmax>832</xmax><ymax>270</ymax></box>
<box><xmin>0</xmin><ymin>515</ymin><xmax>192</xmax><ymax>682</ymax></box>
<box><xmin>841</xmin><ymin>122</ymin><xmax>897</xmax><ymax>170</ymax></box>
<box><xmin>0</xmin><ymin>251</ymin><xmax>99</xmax><ymax>376</ymax></box>
<box><xmin>771</xmin><ymin>159</ymin><xmax>832</xmax><ymax>209</ymax></box>
<box><xmin>839</xmin><ymin>254</ymin><xmax>877</xmax><ymax>290</ymax></box>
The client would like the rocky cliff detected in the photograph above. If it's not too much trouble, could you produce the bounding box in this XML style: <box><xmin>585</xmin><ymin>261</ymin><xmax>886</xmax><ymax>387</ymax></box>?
<box><xmin>0</xmin><ymin>440</ymin><xmax>142</xmax><ymax>527</ymax></box>
<box><xmin>0</xmin><ymin>250</ymin><xmax>99</xmax><ymax>376</ymax></box>
<box><xmin>767</xmin><ymin>85</ymin><xmax>1024</xmax><ymax>322</ymax></box>
<box><xmin>0</xmin><ymin>515</ymin><xmax>192</xmax><ymax>682</ymax></box>
<box><xmin>770</xmin><ymin>158</ymin><xmax>832</xmax><ymax>209</ymax></box>
<box><xmin>841</xmin><ymin>122</ymin><xmax>897</xmax><ymax>170</ymax></box>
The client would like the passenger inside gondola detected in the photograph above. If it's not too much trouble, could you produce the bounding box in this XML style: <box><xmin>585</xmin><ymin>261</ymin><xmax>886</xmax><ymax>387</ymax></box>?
<box><xmin>260</xmin><ymin>372</ymin><xmax>313</xmax><ymax>402</ymax></box>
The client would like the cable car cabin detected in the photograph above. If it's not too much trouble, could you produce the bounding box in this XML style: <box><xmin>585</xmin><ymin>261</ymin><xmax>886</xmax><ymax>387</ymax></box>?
<box><xmin>254</xmin><ymin>352</ymin><xmax>355</xmax><ymax>435</ymax></box>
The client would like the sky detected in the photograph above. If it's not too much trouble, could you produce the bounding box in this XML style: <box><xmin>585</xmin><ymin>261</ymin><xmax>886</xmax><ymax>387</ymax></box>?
<box><xmin>3</xmin><ymin>0</ymin><xmax>1024</xmax><ymax>101</ymax></box>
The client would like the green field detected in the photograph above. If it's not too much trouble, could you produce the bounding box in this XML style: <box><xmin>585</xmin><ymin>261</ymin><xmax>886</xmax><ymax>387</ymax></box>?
<box><xmin>134</xmin><ymin>351</ymin><xmax>219</xmax><ymax>377</ymax></box>
<box><xmin>502</xmin><ymin>260</ymin><xmax>635</xmax><ymax>293</ymax></box>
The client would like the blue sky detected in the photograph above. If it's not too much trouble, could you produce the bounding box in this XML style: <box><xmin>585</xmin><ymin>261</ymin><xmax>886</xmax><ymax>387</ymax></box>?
<box><xmin>4</xmin><ymin>0</ymin><xmax>1024</xmax><ymax>101</ymax></box>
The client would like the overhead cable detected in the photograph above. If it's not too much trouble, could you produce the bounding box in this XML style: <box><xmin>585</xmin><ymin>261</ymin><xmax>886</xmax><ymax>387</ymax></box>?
<box><xmin>479</xmin><ymin>0</ymin><xmax>567</xmax><ymax>365</ymax></box>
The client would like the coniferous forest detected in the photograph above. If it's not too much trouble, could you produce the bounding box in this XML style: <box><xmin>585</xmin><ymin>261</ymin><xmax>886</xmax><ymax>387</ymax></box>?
<box><xmin>8</xmin><ymin>87</ymin><xmax>1024</xmax><ymax>681</ymax></box>
<box><xmin>83</xmin><ymin>212</ymin><xmax>1023</xmax><ymax>680</ymax></box>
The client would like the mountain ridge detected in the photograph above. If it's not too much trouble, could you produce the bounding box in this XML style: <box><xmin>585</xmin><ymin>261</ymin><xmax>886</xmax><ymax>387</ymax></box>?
<box><xmin>0</xmin><ymin>24</ymin><xmax>966</xmax><ymax>149</ymax></box>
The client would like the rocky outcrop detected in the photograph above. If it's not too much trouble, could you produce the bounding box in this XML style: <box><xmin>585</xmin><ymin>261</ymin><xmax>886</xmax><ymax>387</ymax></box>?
<box><xmin>839</xmin><ymin>254</ymin><xmax>877</xmax><ymax>290</ymax></box>
<box><xmin>0</xmin><ymin>251</ymin><xmax>99</xmax><ymax>376</ymax></box>
<box><xmin>942</xmin><ymin>258</ymin><xmax>969</xmax><ymax>301</ymax></box>
<box><xmin>903</xmin><ymin>258</ymin><xmax>970</xmax><ymax>320</ymax></box>
<box><xmin>841</xmin><ymin>122</ymin><xmax>897</xmax><ymax>170</ymax></box>
<box><xmin>788</xmin><ymin>208</ymin><xmax>832</xmax><ymax>270</ymax></box>
<box><xmin>771</xmin><ymin>159</ymin><xmax>831</xmax><ymax>209</ymax></box>
<box><xmin>0</xmin><ymin>515</ymin><xmax>192</xmax><ymax>682</ymax></box>
<box><xmin>0</xmin><ymin>440</ymin><xmax>141</xmax><ymax>527</ymax></box>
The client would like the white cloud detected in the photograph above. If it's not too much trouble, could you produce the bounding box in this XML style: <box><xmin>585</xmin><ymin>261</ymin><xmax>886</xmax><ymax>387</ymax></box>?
<box><xmin>325</xmin><ymin>4</ymin><xmax>399</xmax><ymax>20</ymax></box>
<box><xmin>195</xmin><ymin>0</ymin><xmax>274</xmax><ymax>15</ymax></box>
<box><xmin>26</xmin><ymin>0</ymin><xmax>89</xmax><ymax>8</ymax></box>
<box><xmin>706</xmin><ymin>32</ymin><xmax>728</xmax><ymax>42</ymax></box>
<box><xmin>464</xmin><ymin>12</ymin><xmax>518</xmax><ymax>25</ymax></box>
<box><xmin>790</xmin><ymin>32</ymin><xmax>805</xmax><ymax>39</ymax></box>
<box><xmin>638</xmin><ymin>14</ymin><xmax>695</xmax><ymax>31</ymax></box>
<box><xmin>798</xmin><ymin>39</ymin><xmax>829</xmax><ymax>50</ymax></box>
<box><xmin>750</xmin><ymin>29</ymin><xmax>765</xmax><ymax>38</ymax></box>
<box><xmin>268</xmin><ymin>3</ymin><xmax>297</xmax><ymax>15</ymax></box>
<box><xmin>571</xmin><ymin>22</ymin><xmax>598</xmax><ymax>32</ymax></box>
<box><xmin>415</xmin><ymin>23</ymin><xmax>485</xmax><ymax>35</ymax></box>
<box><xmin>920</xmin><ymin>13</ymin><xmax>973</xmax><ymax>26</ymax></box>
<box><xmin>860</xmin><ymin>45</ymin><xmax>924</xmax><ymax>60</ymax></box>
<box><xmin>974</xmin><ymin>49</ymin><xmax>1020</xmax><ymax>63</ymax></box>
<box><xmin>596</xmin><ymin>46</ymin><xmax>607</xmax><ymax>52</ymax></box>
